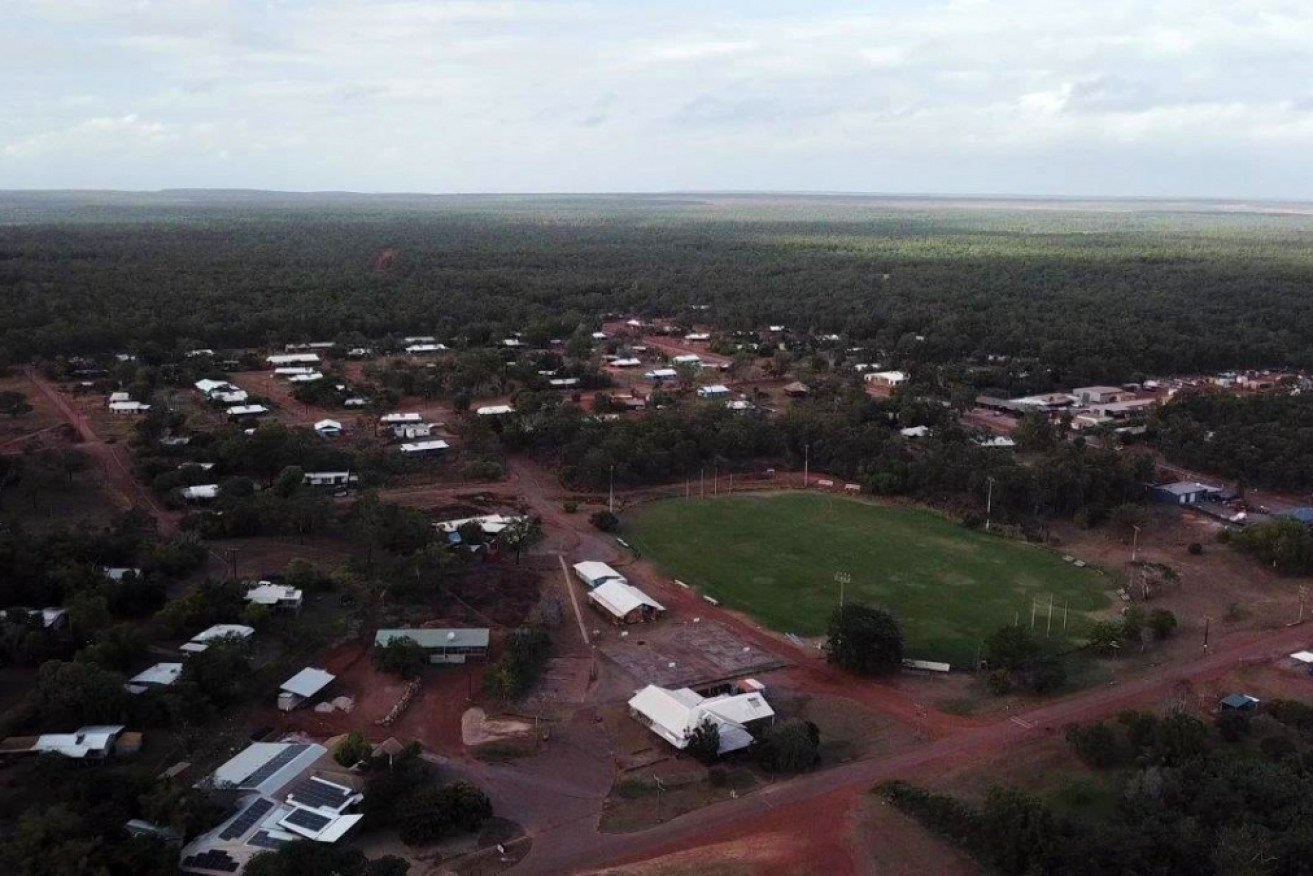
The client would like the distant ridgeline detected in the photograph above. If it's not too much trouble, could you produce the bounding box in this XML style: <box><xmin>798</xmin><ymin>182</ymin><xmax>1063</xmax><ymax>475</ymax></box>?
<box><xmin>3</xmin><ymin>191</ymin><xmax>1313</xmax><ymax>384</ymax></box>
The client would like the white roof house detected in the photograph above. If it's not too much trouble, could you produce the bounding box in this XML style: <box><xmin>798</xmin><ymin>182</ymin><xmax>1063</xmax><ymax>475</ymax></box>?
<box><xmin>0</xmin><ymin>607</ymin><xmax>68</xmax><ymax>629</ymax></box>
<box><xmin>476</xmin><ymin>404</ymin><xmax>515</xmax><ymax>416</ymax></box>
<box><xmin>611</xmin><ymin>357</ymin><xmax>642</xmax><ymax>368</ymax></box>
<box><xmin>697</xmin><ymin>384</ymin><xmax>731</xmax><ymax>399</ymax></box>
<box><xmin>379</xmin><ymin>412</ymin><xmax>422</xmax><ymax>424</ymax></box>
<box><xmin>274</xmin><ymin>366</ymin><xmax>316</xmax><ymax>376</ymax></box>
<box><xmin>434</xmin><ymin>514</ymin><xmax>525</xmax><ymax>536</ymax></box>
<box><xmin>645</xmin><ymin>368</ymin><xmax>678</xmax><ymax>381</ymax></box>
<box><xmin>195</xmin><ymin>379</ymin><xmax>236</xmax><ymax>396</ymax></box>
<box><xmin>277</xmin><ymin>667</ymin><xmax>335</xmax><ymax>711</ymax></box>
<box><xmin>975</xmin><ymin>435</ymin><xmax>1017</xmax><ymax>449</ymax></box>
<box><xmin>287</xmin><ymin>372</ymin><xmax>324</xmax><ymax>384</ymax></box>
<box><xmin>900</xmin><ymin>426</ymin><xmax>931</xmax><ymax>439</ymax></box>
<box><xmin>588</xmin><ymin>579</ymin><xmax>666</xmax><ymax>623</ymax></box>
<box><xmin>405</xmin><ymin>343</ymin><xmax>448</xmax><ymax>354</ymax></box>
<box><xmin>213</xmin><ymin>390</ymin><xmax>249</xmax><ymax>404</ymax></box>
<box><xmin>549</xmin><ymin>378</ymin><xmax>580</xmax><ymax>388</ymax></box>
<box><xmin>30</xmin><ymin>725</ymin><xmax>127</xmax><ymax>759</ymax></box>
<box><xmin>865</xmin><ymin>370</ymin><xmax>907</xmax><ymax>385</ymax></box>
<box><xmin>573</xmin><ymin>560</ymin><xmax>627</xmax><ymax>589</ymax></box>
<box><xmin>627</xmin><ymin>686</ymin><xmax>774</xmax><ymax>755</ymax></box>
<box><xmin>102</xmin><ymin>567</ymin><xmax>141</xmax><ymax>582</ymax></box>
<box><xmin>671</xmin><ymin>354</ymin><xmax>702</xmax><ymax>367</ymax></box>
<box><xmin>227</xmin><ymin>404</ymin><xmax>269</xmax><ymax>418</ymax></box>
<box><xmin>125</xmin><ymin>662</ymin><xmax>183</xmax><ymax>694</ymax></box>
<box><xmin>684</xmin><ymin>333</ymin><xmax>711</xmax><ymax>342</ymax></box>
<box><xmin>108</xmin><ymin>391</ymin><xmax>131</xmax><ymax>404</ymax></box>
<box><xmin>392</xmin><ymin>422</ymin><xmax>433</xmax><ymax>439</ymax></box>
<box><xmin>181</xmin><ymin>624</ymin><xmax>255</xmax><ymax>654</ymax></box>
<box><xmin>403</xmin><ymin>335</ymin><xmax>436</xmax><ymax>344</ymax></box>
<box><xmin>109</xmin><ymin>401</ymin><xmax>151</xmax><ymax>414</ymax></box>
<box><xmin>182</xmin><ymin>484</ymin><xmax>220</xmax><ymax>501</ymax></box>
<box><xmin>266</xmin><ymin>353</ymin><xmax>320</xmax><ymax>366</ymax></box>
<box><xmin>399</xmin><ymin>440</ymin><xmax>451</xmax><ymax>456</ymax></box>
<box><xmin>245</xmin><ymin>582</ymin><xmax>303</xmax><ymax>610</ymax></box>
<box><xmin>314</xmin><ymin>419</ymin><xmax>343</xmax><ymax>436</ymax></box>
<box><xmin>304</xmin><ymin>471</ymin><xmax>357</xmax><ymax>487</ymax></box>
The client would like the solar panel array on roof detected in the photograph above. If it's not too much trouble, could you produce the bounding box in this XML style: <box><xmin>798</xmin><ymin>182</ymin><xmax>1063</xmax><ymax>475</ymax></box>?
<box><xmin>239</xmin><ymin>743</ymin><xmax>310</xmax><ymax>788</ymax></box>
<box><xmin>247</xmin><ymin>830</ymin><xmax>289</xmax><ymax>850</ymax></box>
<box><xmin>217</xmin><ymin>797</ymin><xmax>275</xmax><ymax>840</ymax></box>
<box><xmin>284</xmin><ymin>807</ymin><xmax>332</xmax><ymax>832</ymax></box>
<box><xmin>287</xmin><ymin>775</ymin><xmax>353</xmax><ymax>810</ymax></box>
<box><xmin>181</xmin><ymin>849</ymin><xmax>239</xmax><ymax>873</ymax></box>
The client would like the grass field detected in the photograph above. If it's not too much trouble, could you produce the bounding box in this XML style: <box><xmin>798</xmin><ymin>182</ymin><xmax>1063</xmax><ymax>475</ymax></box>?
<box><xmin>627</xmin><ymin>494</ymin><xmax>1114</xmax><ymax>667</ymax></box>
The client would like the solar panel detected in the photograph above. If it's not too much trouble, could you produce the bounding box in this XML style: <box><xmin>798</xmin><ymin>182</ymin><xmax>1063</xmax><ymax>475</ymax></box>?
<box><xmin>283</xmin><ymin>808</ymin><xmax>332</xmax><ymax>832</ymax></box>
<box><xmin>239</xmin><ymin>743</ymin><xmax>309</xmax><ymax>788</ymax></box>
<box><xmin>181</xmin><ymin>849</ymin><xmax>239</xmax><ymax>873</ymax></box>
<box><xmin>247</xmin><ymin>830</ymin><xmax>288</xmax><ymax>850</ymax></box>
<box><xmin>287</xmin><ymin>775</ymin><xmax>353</xmax><ymax>811</ymax></box>
<box><xmin>218</xmin><ymin>797</ymin><xmax>275</xmax><ymax>840</ymax></box>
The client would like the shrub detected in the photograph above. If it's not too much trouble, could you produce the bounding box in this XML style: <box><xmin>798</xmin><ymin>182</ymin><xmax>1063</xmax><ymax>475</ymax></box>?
<box><xmin>1028</xmin><ymin>658</ymin><xmax>1067</xmax><ymax>694</ymax></box>
<box><xmin>756</xmin><ymin>719</ymin><xmax>821</xmax><ymax>773</ymax></box>
<box><xmin>374</xmin><ymin>636</ymin><xmax>428</xmax><ymax>679</ymax></box>
<box><xmin>686</xmin><ymin>718</ymin><xmax>721</xmax><ymax>764</ymax></box>
<box><xmin>1188</xmin><ymin>542</ymin><xmax>1203</xmax><ymax>555</ymax></box>
<box><xmin>1148</xmin><ymin>608</ymin><xmax>1178</xmax><ymax>640</ymax></box>
<box><xmin>335</xmin><ymin>731</ymin><xmax>371</xmax><ymax>768</ymax></box>
<box><xmin>1066</xmin><ymin>722</ymin><xmax>1121</xmax><ymax>768</ymax></box>
<box><xmin>562</xmin><ymin>501</ymin><xmax>578</xmax><ymax>514</ymax></box>
<box><xmin>986</xmin><ymin>670</ymin><xmax>1014</xmax><ymax>696</ymax></box>
<box><xmin>589</xmin><ymin>510</ymin><xmax>619</xmax><ymax>532</ymax></box>
<box><xmin>707</xmin><ymin>766</ymin><xmax>729</xmax><ymax>787</ymax></box>
<box><xmin>1215</xmin><ymin>710</ymin><xmax>1250</xmax><ymax>743</ymax></box>
<box><xmin>825</xmin><ymin>603</ymin><xmax>904</xmax><ymax>677</ymax></box>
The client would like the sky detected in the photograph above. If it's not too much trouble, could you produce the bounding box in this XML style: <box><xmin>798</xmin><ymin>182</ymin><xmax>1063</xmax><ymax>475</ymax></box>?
<box><xmin>4</xmin><ymin>0</ymin><xmax>1313</xmax><ymax>198</ymax></box>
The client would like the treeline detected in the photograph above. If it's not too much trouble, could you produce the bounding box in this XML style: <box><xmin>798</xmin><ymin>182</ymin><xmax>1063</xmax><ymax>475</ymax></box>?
<box><xmin>504</xmin><ymin>388</ymin><xmax>1152</xmax><ymax>529</ymax></box>
<box><xmin>4</xmin><ymin>197</ymin><xmax>1313</xmax><ymax>385</ymax></box>
<box><xmin>1154</xmin><ymin>392</ymin><xmax>1313</xmax><ymax>490</ymax></box>
<box><xmin>881</xmin><ymin>703</ymin><xmax>1313</xmax><ymax>875</ymax></box>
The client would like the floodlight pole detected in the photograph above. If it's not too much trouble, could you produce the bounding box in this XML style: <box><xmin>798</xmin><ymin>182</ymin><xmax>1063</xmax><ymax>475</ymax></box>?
<box><xmin>985</xmin><ymin>476</ymin><xmax>995</xmax><ymax>532</ymax></box>
<box><xmin>804</xmin><ymin>443</ymin><xmax>810</xmax><ymax>487</ymax></box>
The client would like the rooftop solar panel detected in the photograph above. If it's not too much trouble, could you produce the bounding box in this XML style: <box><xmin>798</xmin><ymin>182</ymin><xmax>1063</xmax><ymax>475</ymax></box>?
<box><xmin>283</xmin><ymin>807</ymin><xmax>332</xmax><ymax>832</ymax></box>
<box><xmin>287</xmin><ymin>775</ymin><xmax>353</xmax><ymax>810</ymax></box>
<box><xmin>239</xmin><ymin>743</ymin><xmax>309</xmax><ymax>788</ymax></box>
<box><xmin>217</xmin><ymin>797</ymin><xmax>275</xmax><ymax>841</ymax></box>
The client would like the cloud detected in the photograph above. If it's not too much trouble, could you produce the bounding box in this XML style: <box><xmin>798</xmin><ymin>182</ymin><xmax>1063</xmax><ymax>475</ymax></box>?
<box><xmin>1</xmin><ymin>0</ymin><xmax>1311</xmax><ymax>197</ymax></box>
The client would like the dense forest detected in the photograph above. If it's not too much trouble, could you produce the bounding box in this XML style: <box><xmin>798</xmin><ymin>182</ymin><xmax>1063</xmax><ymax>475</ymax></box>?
<box><xmin>4</xmin><ymin>193</ymin><xmax>1313</xmax><ymax>385</ymax></box>
<box><xmin>1153</xmin><ymin>392</ymin><xmax>1313</xmax><ymax>492</ymax></box>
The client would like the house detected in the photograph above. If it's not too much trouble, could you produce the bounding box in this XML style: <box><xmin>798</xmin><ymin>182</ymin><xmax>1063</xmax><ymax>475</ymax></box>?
<box><xmin>392</xmin><ymin>422</ymin><xmax>434</xmax><ymax>439</ymax></box>
<box><xmin>671</xmin><ymin>354</ymin><xmax>702</xmax><ymax>368</ymax></box>
<box><xmin>864</xmin><ymin>370</ymin><xmax>907</xmax><ymax>388</ymax></box>
<box><xmin>573</xmin><ymin>560</ymin><xmax>627</xmax><ymax>590</ymax></box>
<box><xmin>476</xmin><ymin>404</ymin><xmax>515</xmax><ymax>417</ymax></box>
<box><xmin>404</xmin><ymin>343</ymin><xmax>447</xmax><ymax>354</ymax></box>
<box><xmin>303</xmin><ymin>471</ymin><xmax>357</xmax><ymax>488</ymax></box>
<box><xmin>1070</xmin><ymin>385</ymin><xmax>1129</xmax><ymax>406</ymax></box>
<box><xmin>1220</xmin><ymin>693</ymin><xmax>1260</xmax><ymax>712</ymax></box>
<box><xmin>102</xmin><ymin>567</ymin><xmax>141</xmax><ymax>583</ymax></box>
<box><xmin>344</xmin><ymin>397</ymin><xmax>368</xmax><ymax>408</ymax></box>
<box><xmin>314</xmin><ymin>419</ymin><xmax>343</xmax><ymax>438</ymax></box>
<box><xmin>379</xmin><ymin>412</ymin><xmax>422</xmax><ymax>425</ymax></box>
<box><xmin>502</xmin><ymin>338</ymin><xmax>524</xmax><ymax>347</ymax></box>
<box><xmin>645</xmin><ymin>368</ymin><xmax>678</xmax><ymax>382</ymax></box>
<box><xmin>684</xmin><ymin>333</ymin><xmax>711</xmax><ymax>342</ymax></box>
<box><xmin>108</xmin><ymin>391</ymin><xmax>131</xmax><ymax>405</ymax></box>
<box><xmin>627</xmin><ymin>684</ymin><xmax>775</xmax><ymax>755</ymax></box>
<box><xmin>0</xmin><ymin>606</ymin><xmax>68</xmax><ymax>630</ymax></box>
<box><xmin>1150</xmin><ymin>481</ymin><xmax>1221</xmax><ymax>506</ymax></box>
<box><xmin>697</xmin><ymin>384</ymin><xmax>731</xmax><ymax>400</ymax></box>
<box><xmin>588</xmin><ymin>579</ymin><xmax>666</xmax><ymax>624</ymax></box>
<box><xmin>277</xmin><ymin>667</ymin><xmax>335</xmax><ymax>711</ymax></box>
<box><xmin>109</xmin><ymin>400</ymin><xmax>151</xmax><ymax>415</ymax></box>
<box><xmin>399</xmin><ymin>439</ymin><xmax>451</xmax><ymax>457</ymax></box>
<box><xmin>783</xmin><ymin>381</ymin><xmax>810</xmax><ymax>398</ymax></box>
<box><xmin>549</xmin><ymin>377</ymin><xmax>580</xmax><ymax>389</ymax></box>
<box><xmin>195</xmin><ymin>379</ymin><xmax>237</xmax><ymax>397</ymax></box>
<box><xmin>212</xmin><ymin>390</ymin><xmax>249</xmax><ymax>404</ymax></box>
<box><xmin>0</xmin><ymin>725</ymin><xmax>130</xmax><ymax>760</ymax></box>
<box><xmin>900</xmin><ymin>426</ymin><xmax>931</xmax><ymax>439</ymax></box>
<box><xmin>266</xmin><ymin>353</ymin><xmax>320</xmax><ymax>367</ymax></box>
<box><xmin>374</xmin><ymin>628</ymin><xmax>490</xmax><ymax>664</ymax></box>
<box><xmin>274</xmin><ymin>366</ymin><xmax>316</xmax><ymax>377</ymax></box>
<box><xmin>287</xmin><ymin>372</ymin><xmax>324</xmax><ymax>384</ymax></box>
<box><xmin>403</xmin><ymin>335</ymin><xmax>436</xmax><ymax>345</ymax></box>
<box><xmin>226</xmin><ymin>404</ymin><xmax>269</xmax><ymax>421</ymax></box>
<box><xmin>125</xmin><ymin>662</ymin><xmax>183</xmax><ymax>694</ymax></box>
<box><xmin>181</xmin><ymin>484</ymin><xmax>220</xmax><ymax>502</ymax></box>
<box><xmin>726</xmin><ymin>400</ymin><xmax>754</xmax><ymax>412</ymax></box>
<box><xmin>611</xmin><ymin>358</ymin><xmax>642</xmax><ymax>368</ymax></box>
<box><xmin>181</xmin><ymin>624</ymin><xmax>255</xmax><ymax>655</ymax></box>
<box><xmin>591</xmin><ymin>332</ymin><xmax>607</xmax><ymax>341</ymax></box>
<box><xmin>182</xmin><ymin>742</ymin><xmax>364</xmax><ymax>874</ymax></box>
<box><xmin>434</xmin><ymin>514</ymin><xmax>525</xmax><ymax>543</ymax></box>
<box><xmin>1089</xmin><ymin>398</ymin><xmax>1158</xmax><ymax>420</ymax></box>
<box><xmin>245</xmin><ymin>582</ymin><xmax>303</xmax><ymax>611</ymax></box>
<box><xmin>975</xmin><ymin>435</ymin><xmax>1018</xmax><ymax>449</ymax></box>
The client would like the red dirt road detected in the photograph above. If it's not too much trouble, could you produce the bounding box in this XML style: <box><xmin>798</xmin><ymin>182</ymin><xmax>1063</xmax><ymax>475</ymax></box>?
<box><xmin>23</xmin><ymin>367</ymin><xmax>181</xmax><ymax>533</ymax></box>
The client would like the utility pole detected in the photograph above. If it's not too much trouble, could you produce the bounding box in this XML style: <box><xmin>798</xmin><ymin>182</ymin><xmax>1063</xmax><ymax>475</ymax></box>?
<box><xmin>654</xmin><ymin>775</ymin><xmax>666</xmax><ymax>823</ymax></box>
<box><xmin>1046</xmin><ymin>594</ymin><xmax>1054</xmax><ymax>637</ymax></box>
<box><xmin>714</xmin><ymin>466</ymin><xmax>719</xmax><ymax>496</ymax></box>
<box><xmin>1131</xmin><ymin>524</ymin><xmax>1141</xmax><ymax>564</ymax></box>
<box><xmin>803</xmin><ymin>443</ymin><xmax>810</xmax><ymax>487</ymax></box>
<box><xmin>1063</xmin><ymin>599</ymin><xmax>1069</xmax><ymax>632</ymax></box>
<box><xmin>985</xmin><ymin>476</ymin><xmax>995</xmax><ymax>532</ymax></box>
<box><xmin>1300</xmin><ymin>586</ymin><xmax>1308</xmax><ymax>624</ymax></box>
<box><xmin>609</xmin><ymin>465</ymin><xmax>615</xmax><ymax>514</ymax></box>
<box><xmin>1203</xmin><ymin>616</ymin><xmax>1211</xmax><ymax>653</ymax></box>
<box><xmin>1030</xmin><ymin>598</ymin><xmax>1037</xmax><ymax>630</ymax></box>
<box><xmin>700</xmin><ymin>467</ymin><xmax>705</xmax><ymax>499</ymax></box>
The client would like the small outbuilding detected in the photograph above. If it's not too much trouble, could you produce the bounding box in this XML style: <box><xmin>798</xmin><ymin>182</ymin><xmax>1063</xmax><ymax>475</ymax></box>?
<box><xmin>588</xmin><ymin>579</ymin><xmax>666</xmax><ymax>624</ymax></box>
<box><xmin>1220</xmin><ymin>693</ymin><xmax>1260</xmax><ymax>712</ymax></box>
<box><xmin>278</xmin><ymin>667</ymin><xmax>336</xmax><ymax>711</ymax></box>
<box><xmin>573</xmin><ymin>560</ymin><xmax>627</xmax><ymax>590</ymax></box>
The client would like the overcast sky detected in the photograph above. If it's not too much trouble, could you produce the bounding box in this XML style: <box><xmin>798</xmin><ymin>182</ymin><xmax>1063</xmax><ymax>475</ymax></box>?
<box><xmin>4</xmin><ymin>0</ymin><xmax>1312</xmax><ymax>198</ymax></box>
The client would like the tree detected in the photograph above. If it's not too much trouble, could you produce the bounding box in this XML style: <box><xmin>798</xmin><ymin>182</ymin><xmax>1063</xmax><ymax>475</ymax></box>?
<box><xmin>1109</xmin><ymin>502</ymin><xmax>1147</xmax><ymax>539</ymax></box>
<box><xmin>500</xmin><ymin>515</ymin><xmax>544</xmax><ymax>563</ymax></box>
<box><xmin>825</xmin><ymin>603</ymin><xmax>904</xmax><ymax>676</ymax></box>
<box><xmin>36</xmin><ymin>660</ymin><xmax>126</xmax><ymax>725</ymax></box>
<box><xmin>180</xmin><ymin>635</ymin><xmax>253</xmax><ymax>705</ymax></box>
<box><xmin>685</xmin><ymin>717</ymin><xmax>721</xmax><ymax>763</ymax></box>
<box><xmin>0</xmin><ymin>390</ymin><xmax>33</xmax><ymax>417</ymax></box>
<box><xmin>1086</xmin><ymin>620</ymin><xmax>1125</xmax><ymax>655</ymax></box>
<box><xmin>1065</xmin><ymin>722</ymin><xmax>1122</xmax><ymax>768</ymax></box>
<box><xmin>756</xmin><ymin>718</ymin><xmax>821</xmax><ymax>772</ymax></box>
<box><xmin>589</xmin><ymin>510</ymin><xmax>619</xmax><ymax>532</ymax></box>
<box><xmin>1014</xmin><ymin>412</ymin><xmax>1057</xmax><ymax>452</ymax></box>
<box><xmin>335</xmin><ymin>731</ymin><xmax>372</xmax><ymax>768</ymax></box>
<box><xmin>983</xmin><ymin>624</ymin><xmax>1040</xmax><ymax>671</ymax></box>
<box><xmin>246</xmin><ymin>843</ymin><xmax>371</xmax><ymax>876</ymax></box>
<box><xmin>1148</xmin><ymin>608</ymin><xmax>1178</xmax><ymax>640</ymax></box>
<box><xmin>367</xmin><ymin>857</ymin><xmax>411</xmax><ymax>876</ymax></box>
<box><xmin>374</xmin><ymin>635</ymin><xmax>428</xmax><ymax>679</ymax></box>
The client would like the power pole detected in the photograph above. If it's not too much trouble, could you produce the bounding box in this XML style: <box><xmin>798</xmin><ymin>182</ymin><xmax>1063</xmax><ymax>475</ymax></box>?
<box><xmin>1063</xmin><ymin>599</ymin><xmax>1069</xmax><ymax>632</ymax></box>
<box><xmin>985</xmin><ymin>476</ymin><xmax>995</xmax><ymax>532</ymax></box>
<box><xmin>700</xmin><ymin>467</ymin><xmax>705</xmax><ymax>499</ymax></box>
<box><xmin>609</xmin><ymin>465</ymin><xmax>614</xmax><ymax>514</ymax></box>
<box><xmin>1046</xmin><ymin>594</ymin><xmax>1054</xmax><ymax>637</ymax></box>
<box><xmin>803</xmin><ymin>443</ymin><xmax>810</xmax><ymax>487</ymax></box>
<box><xmin>714</xmin><ymin>466</ymin><xmax>719</xmax><ymax>496</ymax></box>
<box><xmin>1030</xmin><ymin>597</ymin><xmax>1037</xmax><ymax>630</ymax></box>
<box><xmin>1203</xmin><ymin>616</ymin><xmax>1211</xmax><ymax>653</ymax></box>
<box><xmin>1131</xmin><ymin>524</ymin><xmax>1141</xmax><ymax>564</ymax></box>
<box><xmin>654</xmin><ymin>775</ymin><xmax>666</xmax><ymax>823</ymax></box>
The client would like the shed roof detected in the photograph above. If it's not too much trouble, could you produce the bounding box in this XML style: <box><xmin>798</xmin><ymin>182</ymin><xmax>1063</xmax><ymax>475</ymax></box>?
<box><xmin>588</xmin><ymin>579</ymin><xmax>666</xmax><ymax>619</ymax></box>
<box><xmin>374</xmin><ymin>628</ymin><xmax>490</xmax><ymax>649</ymax></box>
<box><xmin>279</xmin><ymin>668</ymin><xmax>335</xmax><ymax>699</ymax></box>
